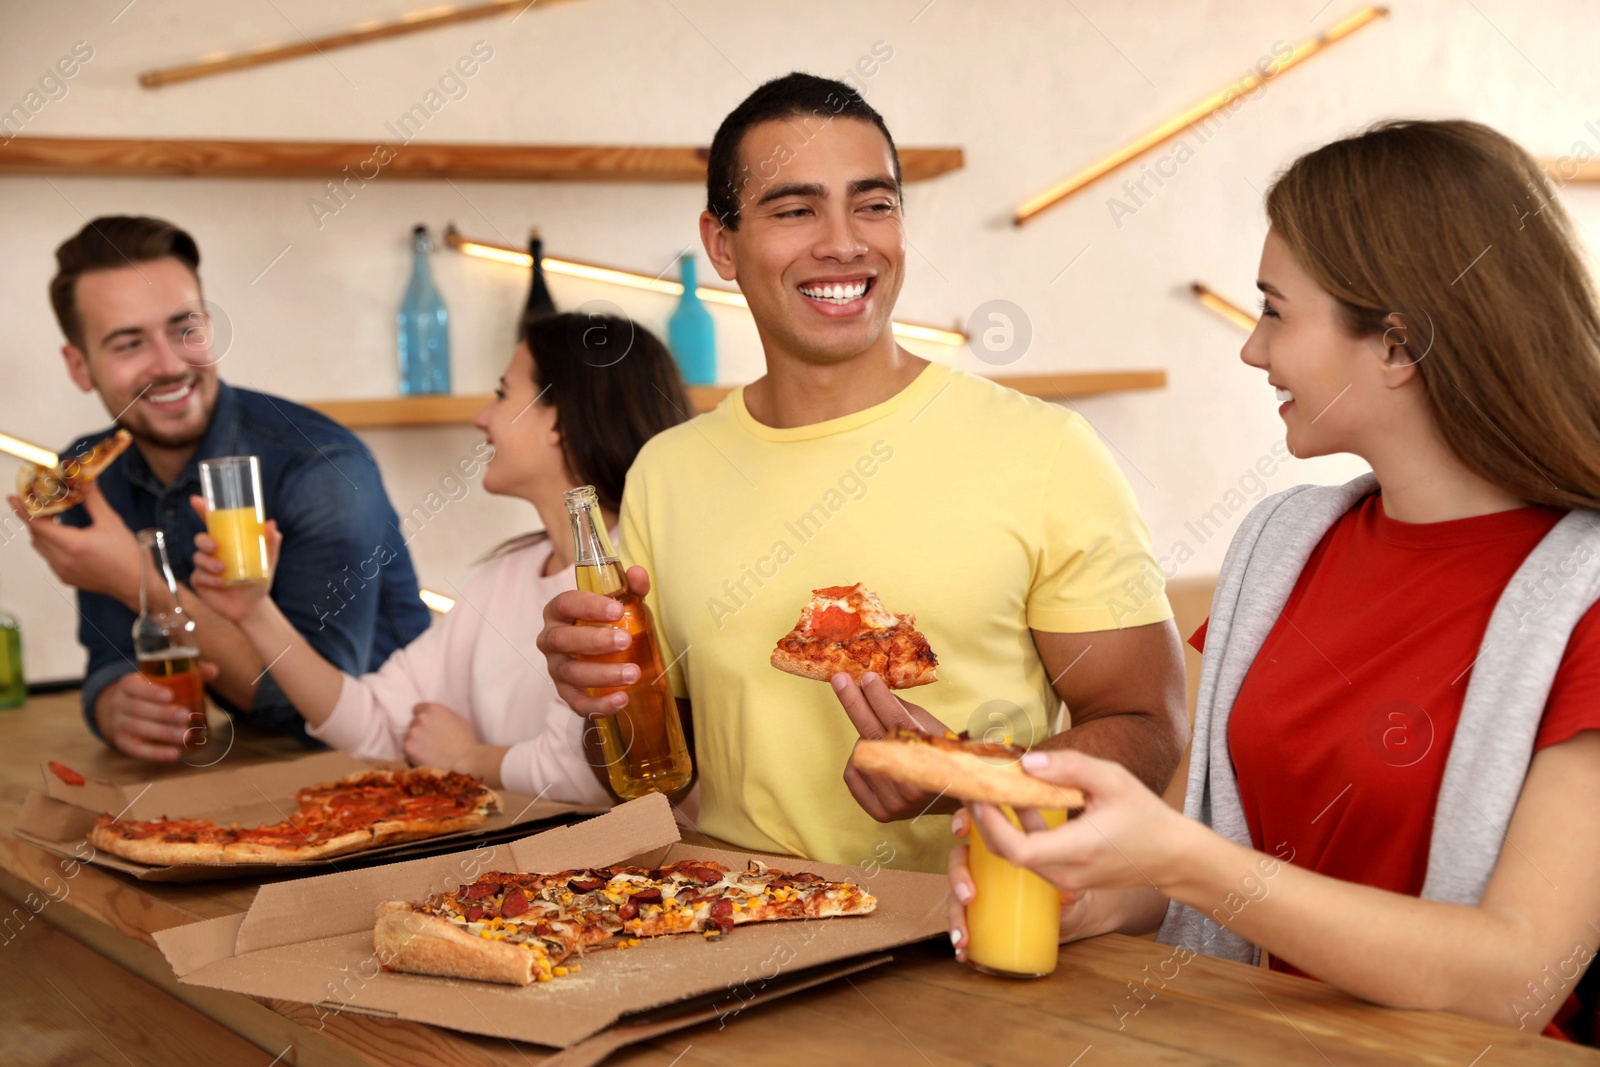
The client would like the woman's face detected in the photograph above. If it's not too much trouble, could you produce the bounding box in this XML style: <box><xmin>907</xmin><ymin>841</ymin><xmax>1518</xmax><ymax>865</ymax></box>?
<box><xmin>1240</xmin><ymin>229</ymin><xmax>1399</xmax><ymax>460</ymax></box>
<box><xmin>473</xmin><ymin>343</ymin><xmax>569</xmax><ymax>498</ymax></box>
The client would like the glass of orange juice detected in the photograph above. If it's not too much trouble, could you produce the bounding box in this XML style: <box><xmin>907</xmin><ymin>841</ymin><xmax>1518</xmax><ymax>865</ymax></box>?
<box><xmin>198</xmin><ymin>455</ymin><xmax>269</xmax><ymax>586</ymax></box>
<box><xmin>965</xmin><ymin>806</ymin><xmax>1069</xmax><ymax>978</ymax></box>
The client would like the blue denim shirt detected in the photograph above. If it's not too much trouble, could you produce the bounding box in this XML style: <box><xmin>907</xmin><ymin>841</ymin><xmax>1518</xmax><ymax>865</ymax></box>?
<box><xmin>63</xmin><ymin>383</ymin><xmax>432</xmax><ymax>746</ymax></box>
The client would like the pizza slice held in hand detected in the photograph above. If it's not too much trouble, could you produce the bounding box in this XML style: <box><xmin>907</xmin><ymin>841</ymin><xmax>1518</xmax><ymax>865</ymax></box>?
<box><xmin>16</xmin><ymin>429</ymin><xmax>133</xmax><ymax>518</ymax></box>
<box><xmin>771</xmin><ymin>583</ymin><xmax>938</xmax><ymax>690</ymax></box>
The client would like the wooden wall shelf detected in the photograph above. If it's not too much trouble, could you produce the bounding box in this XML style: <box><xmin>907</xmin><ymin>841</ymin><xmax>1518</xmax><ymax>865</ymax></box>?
<box><xmin>0</xmin><ymin>136</ymin><xmax>965</xmax><ymax>183</ymax></box>
<box><xmin>307</xmin><ymin>371</ymin><xmax>1166</xmax><ymax>428</ymax></box>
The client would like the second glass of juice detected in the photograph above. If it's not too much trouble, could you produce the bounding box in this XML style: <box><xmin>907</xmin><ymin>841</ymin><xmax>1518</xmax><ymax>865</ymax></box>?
<box><xmin>199</xmin><ymin>455</ymin><xmax>269</xmax><ymax>585</ymax></box>
<box><xmin>965</xmin><ymin>806</ymin><xmax>1070</xmax><ymax>978</ymax></box>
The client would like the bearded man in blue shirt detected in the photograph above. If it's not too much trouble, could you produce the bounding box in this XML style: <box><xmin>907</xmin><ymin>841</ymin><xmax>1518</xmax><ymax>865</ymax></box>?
<box><xmin>11</xmin><ymin>216</ymin><xmax>431</xmax><ymax>760</ymax></box>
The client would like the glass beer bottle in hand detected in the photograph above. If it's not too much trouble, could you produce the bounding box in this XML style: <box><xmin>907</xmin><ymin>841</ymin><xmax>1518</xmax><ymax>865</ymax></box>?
<box><xmin>565</xmin><ymin>486</ymin><xmax>692</xmax><ymax>800</ymax></box>
<box><xmin>134</xmin><ymin>529</ymin><xmax>208</xmax><ymax>752</ymax></box>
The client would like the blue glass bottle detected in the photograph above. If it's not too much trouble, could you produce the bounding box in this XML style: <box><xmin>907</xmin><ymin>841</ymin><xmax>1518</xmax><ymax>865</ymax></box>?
<box><xmin>667</xmin><ymin>255</ymin><xmax>716</xmax><ymax>386</ymax></box>
<box><xmin>398</xmin><ymin>225</ymin><xmax>451</xmax><ymax>395</ymax></box>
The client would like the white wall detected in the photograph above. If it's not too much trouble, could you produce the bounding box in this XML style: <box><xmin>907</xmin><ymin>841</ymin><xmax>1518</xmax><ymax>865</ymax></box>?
<box><xmin>1</xmin><ymin>0</ymin><xmax>1596</xmax><ymax>682</ymax></box>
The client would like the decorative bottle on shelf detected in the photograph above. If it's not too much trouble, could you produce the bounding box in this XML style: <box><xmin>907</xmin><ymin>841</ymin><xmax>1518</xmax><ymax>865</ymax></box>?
<box><xmin>397</xmin><ymin>225</ymin><xmax>451</xmax><ymax>396</ymax></box>
<box><xmin>667</xmin><ymin>254</ymin><xmax>716</xmax><ymax>385</ymax></box>
<box><xmin>0</xmin><ymin>586</ymin><xmax>23</xmax><ymax>709</ymax></box>
<box><xmin>525</xmin><ymin>227</ymin><xmax>557</xmax><ymax>320</ymax></box>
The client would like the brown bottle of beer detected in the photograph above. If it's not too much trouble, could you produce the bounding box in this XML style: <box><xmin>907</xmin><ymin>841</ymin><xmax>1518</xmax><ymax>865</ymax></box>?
<box><xmin>565</xmin><ymin>487</ymin><xmax>692</xmax><ymax>800</ymax></box>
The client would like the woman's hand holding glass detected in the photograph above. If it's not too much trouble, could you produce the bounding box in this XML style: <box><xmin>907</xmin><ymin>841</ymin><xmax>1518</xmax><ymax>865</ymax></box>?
<box><xmin>188</xmin><ymin>494</ymin><xmax>281</xmax><ymax>624</ymax></box>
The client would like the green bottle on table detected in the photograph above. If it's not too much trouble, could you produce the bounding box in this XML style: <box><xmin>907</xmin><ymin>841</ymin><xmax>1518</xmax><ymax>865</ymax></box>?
<box><xmin>0</xmin><ymin>603</ymin><xmax>23</xmax><ymax>708</ymax></box>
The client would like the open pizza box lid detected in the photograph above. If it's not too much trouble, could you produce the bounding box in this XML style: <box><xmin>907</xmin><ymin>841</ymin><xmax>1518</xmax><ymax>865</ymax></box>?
<box><xmin>154</xmin><ymin>793</ymin><xmax>949</xmax><ymax>1061</ymax></box>
<box><xmin>12</xmin><ymin>750</ymin><xmax>606</xmax><ymax>882</ymax></box>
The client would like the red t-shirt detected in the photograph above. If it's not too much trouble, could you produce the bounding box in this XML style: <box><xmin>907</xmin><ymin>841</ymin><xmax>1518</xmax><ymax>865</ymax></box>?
<box><xmin>1191</xmin><ymin>493</ymin><xmax>1600</xmax><ymax>1035</ymax></box>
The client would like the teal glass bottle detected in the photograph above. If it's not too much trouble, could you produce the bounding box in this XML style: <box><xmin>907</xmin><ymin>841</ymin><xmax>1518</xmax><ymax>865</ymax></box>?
<box><xmin>0</xmin><ymin>600</ymin><xmax>24</xmax><ymax>709</ymax></box>
<box><xmin>667</xmin><ymin>255</ymin><xmax>716</xmax><ymax>385</ymax></box>
<box><xmin>398</xmin><ymin>225</ymin><xmax>451</xmax><ymax>395</ymax></box>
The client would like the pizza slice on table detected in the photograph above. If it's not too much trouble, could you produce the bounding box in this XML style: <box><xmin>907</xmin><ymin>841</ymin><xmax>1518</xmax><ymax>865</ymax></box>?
<box><xmin>770</xmin><ymin>583</ymin><xmax>938</xmax><ymax>689</ymax></box>
<box><xmin>87</xmin><ymin>767</ymin><xmax>502</xmax><ymax>866</ymax></box>
<box><xmin>374</xmin><ymin>859</ymin><xmax>879</xmax><ymax>986</ymax></box>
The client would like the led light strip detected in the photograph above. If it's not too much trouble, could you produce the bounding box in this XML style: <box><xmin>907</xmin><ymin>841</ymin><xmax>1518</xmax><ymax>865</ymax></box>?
<box><xmin>1015</xmin><ymin>6</ymin><xmax>1389</xmax><ymax>225</ymax></box>
<box><xmin>139</xmin><ymin>0</ymin><xmax>587</xmax><ymax>88</ymax></box>
<box><xmin>1191</xmin><ymin>283</ymin><xmax>1258</xmax><ymax>332</ymax></box>
<box><xmin>0</xmin><ymin>431</ymin><xmax>59</xmax><ymax>468</ymax></box>
<box><xmin>419</xmin><ymin>589</ymin><xmax>456</xmax><ymax>613</ymax></box>
<box><xmin>444</xmin><ymin>226</ymin><xmax>968</xmax><ymax>347</ymax></box>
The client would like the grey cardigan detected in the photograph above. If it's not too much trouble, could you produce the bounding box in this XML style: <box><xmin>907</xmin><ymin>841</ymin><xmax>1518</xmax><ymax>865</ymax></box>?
<box><xmin>1158</xmin><ymin>474</ymin><xmax>1600</xmax><ymax>962</ymax></box>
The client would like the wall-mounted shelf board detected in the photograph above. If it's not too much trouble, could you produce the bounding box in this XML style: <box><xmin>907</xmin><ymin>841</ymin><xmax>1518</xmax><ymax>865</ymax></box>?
<box><xmin>307</xmin><ymin>371</ymin><xmax>1167</xmax><ymax>428</ymax></box>
<box><xmin>0</xmin><ymin>136</ymin><xmax>965</xmax><ymax>183</ymax></box>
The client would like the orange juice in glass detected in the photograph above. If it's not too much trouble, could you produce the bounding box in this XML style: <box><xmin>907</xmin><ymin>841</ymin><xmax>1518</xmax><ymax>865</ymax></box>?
<box><xmin>199</xmin><ymin>456</ymin><xmax>269</xmax><ymax>585</ymax></box>
<box><xmin>965</xmin><ymin>806</ymin><xmax>1069</xmax><ymax>977</ymax></box>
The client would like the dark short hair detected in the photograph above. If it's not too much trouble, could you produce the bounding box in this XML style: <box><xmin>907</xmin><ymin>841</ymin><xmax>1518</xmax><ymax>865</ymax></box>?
<box><xmin>705</xmin><ymin>71</ymin><xmax>902</xmax><ymax>230</ymax></box>
<box><xmin>50</xmin><ymin>216</ymin><xmax>201</xmax><ymax>347</ymax></box>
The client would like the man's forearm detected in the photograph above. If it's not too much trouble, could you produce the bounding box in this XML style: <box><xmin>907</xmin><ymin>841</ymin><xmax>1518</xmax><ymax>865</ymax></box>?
<box><xmin>1040</xmin><ymin>709</ymin><xmax>1186</xmax><ymax>795</ymax></box>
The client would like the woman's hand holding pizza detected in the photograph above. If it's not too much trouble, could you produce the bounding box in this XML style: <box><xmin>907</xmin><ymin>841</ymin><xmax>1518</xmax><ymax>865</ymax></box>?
<box><xmin>831</xmin><ymin>671</ymin><xmax>962</xmax><ymax>822</ymax></box>
<box><xmin>188</xmin><ymin>494</ymin><xmax>281</xmax><ymax>625</ymax></box>
<box><xmin>966</xmin><ymin>748</ymin><xmax>1199</xmax><ymax>896</ymax></box>
<box><xmin>946</xmin><ymin>749</ymin><xmax>1197</xmax><ymax>958</ymax></box>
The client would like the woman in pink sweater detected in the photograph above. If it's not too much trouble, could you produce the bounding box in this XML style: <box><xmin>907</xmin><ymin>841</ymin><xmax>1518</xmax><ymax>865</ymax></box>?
<box><xmin>187</xmin><ymin>312</ymin><xmax>690</xmax><ymax>805</ymax></box>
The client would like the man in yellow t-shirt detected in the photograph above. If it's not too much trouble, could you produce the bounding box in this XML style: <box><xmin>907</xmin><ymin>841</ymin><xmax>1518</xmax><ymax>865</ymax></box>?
<box><xmin>538</xmin><ymin>72</ymin><xmax>1186</xmax><ymax>873</ymax></box>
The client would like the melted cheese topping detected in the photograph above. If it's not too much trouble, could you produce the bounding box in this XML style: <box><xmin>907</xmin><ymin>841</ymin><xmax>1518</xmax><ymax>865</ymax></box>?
<box><xmin>803</xmin><ymin>588</ymin><xmax>901</xmax><ymax>632</ymax></box>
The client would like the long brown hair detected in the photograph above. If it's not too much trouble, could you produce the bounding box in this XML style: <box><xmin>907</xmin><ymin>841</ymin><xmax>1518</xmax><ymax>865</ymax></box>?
<box><xmin>1266</xmin><ymin>119</ymin><xmax>1600</xmax><ymax>510</ymax></box>
<box><xmin>487</xmin><ymin>311</ymin><xmax>691</xmax><ymax>558</ymax></box>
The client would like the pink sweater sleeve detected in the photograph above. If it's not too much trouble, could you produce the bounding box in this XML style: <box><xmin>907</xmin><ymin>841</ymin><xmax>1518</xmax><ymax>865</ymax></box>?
<box><xmin>498</xmin><ymin>701</ymin><xmax>614</xmax><ymax>807</ymax></box>
<box><xmin>306</xmin><ymin>604</ymin><xmax>469</xmax><ymax>760</ymax></box>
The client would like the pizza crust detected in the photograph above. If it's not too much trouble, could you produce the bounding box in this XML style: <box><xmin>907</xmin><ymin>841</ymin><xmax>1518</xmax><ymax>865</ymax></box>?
<box><xmin>220</xmin><ymin>828</ymin><xmax>374</xmax><ymax>863</ymax></box>
<box><xmin>372</xmin><ymin>812</ymin><xmax>487</xmax><ymax>846</ymax></box>
<box><xmin>88</xmin><ymin>824</ymin><xmax>226</xmax><ymax>866</ymax></box>
<box><xmin>374</xmin><ymin>902</ymin><xmax>542</xmax><ymax>986</ymax></box>
<box><xmin>851</xmin><ymin>737</ymin><xmax>1085</xmax><ymax>810</ymax></box>
<box><xmin>770</xmin><ymin>641</ymin><xmax>937</xmax><ymax>690</ymax></box>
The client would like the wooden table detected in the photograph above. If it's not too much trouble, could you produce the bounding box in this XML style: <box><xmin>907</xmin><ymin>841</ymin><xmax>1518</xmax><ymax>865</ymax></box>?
<box><xmin>1</xmin><ymin>690</ymin><xmax>1592</xmax><ymax>1066</ymax></box>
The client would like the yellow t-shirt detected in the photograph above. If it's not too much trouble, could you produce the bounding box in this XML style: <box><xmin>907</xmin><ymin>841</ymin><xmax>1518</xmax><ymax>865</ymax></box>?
<box><xmin>620</xmin><ymin>362</ymin><xmax>1171</xmax><ymax>872</ymax></box>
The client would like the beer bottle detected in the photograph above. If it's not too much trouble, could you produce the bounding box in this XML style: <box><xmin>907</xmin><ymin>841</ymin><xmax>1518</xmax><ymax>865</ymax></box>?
<box><xmin>565</xmin><ymin>487</ymin><xmax>692</xmax><ymax>800</ymax></box>
<box><xmin>0</xmin><ymin>595</ymin><xmax>23</xmax><ymax>709</ymax></box>
<box><xmin>133</xmin><ymin>529</ymin><xmax>208</xmax><ymax>752</ymax></box>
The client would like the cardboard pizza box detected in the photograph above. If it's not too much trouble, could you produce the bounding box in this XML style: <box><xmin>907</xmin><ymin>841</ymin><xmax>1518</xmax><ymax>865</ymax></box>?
<box><xmin>11</xmin><ymin>750</ymin><xmax>607</xmax><ymax>882</ymax></box>
<box><xmin>154</xmin><ymin>793</ymin><xmax>949</xmax><ymax>1061</ymax></box>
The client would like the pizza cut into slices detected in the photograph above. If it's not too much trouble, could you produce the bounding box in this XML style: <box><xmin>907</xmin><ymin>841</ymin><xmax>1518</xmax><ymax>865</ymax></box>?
<box><xmin>771</xmin><ymin>583</ymin><xmax>938</xmax><ymax>690</ymax></box>
<box><xmin>87</xmin><ymin>767</ymin><xmax>502</xmax><ymax>866</ymax></box>
<box><xmin>16</xmin><ymin>429</ymin><xmax>133</xmax><ymax>518</ymax></box>
<box><xmin>375</xmin><ymin>859</ymin><xmax>878</xmax><ymax>986</ymax></box>
<box><xmin>850</xmin><ymin>727</ymin><xmax>1085</xmax><ymax>810</ymax></box>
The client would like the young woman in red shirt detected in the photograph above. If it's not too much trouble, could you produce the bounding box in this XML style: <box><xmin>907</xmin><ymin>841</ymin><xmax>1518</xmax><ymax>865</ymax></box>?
<box><xmin>948</xmin><ymin>119</ymin><xmax>1600</xmax><ymax>1040</ymax></box>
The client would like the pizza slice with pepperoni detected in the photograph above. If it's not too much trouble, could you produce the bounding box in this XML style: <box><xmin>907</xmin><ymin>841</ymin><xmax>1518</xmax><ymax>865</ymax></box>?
<box><xmin>770</xmin><ymin>583</ymin><xmax>938</xmax><ymax>690</ymax></box>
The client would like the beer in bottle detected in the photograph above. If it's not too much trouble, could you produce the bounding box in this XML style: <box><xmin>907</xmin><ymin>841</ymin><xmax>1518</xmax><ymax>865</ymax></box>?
<box><xmin>134</xmin><ymin>529</ymin><xmax>208</xmax><ymax>752</ymax></box>
<box><xmin>565</xmin><ymin>487</ymin><xmax>692</xmax><ymax>799</ymax></box>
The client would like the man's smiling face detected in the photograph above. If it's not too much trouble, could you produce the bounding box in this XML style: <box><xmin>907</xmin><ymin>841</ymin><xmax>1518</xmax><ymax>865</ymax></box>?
<box><xmin>64</xmin><ymin>256</ymin><xmax>221</xmax><ymax>449</ymax></box>
<box><xmin>707</xmin><ymin>116</ymin><xmax>906</xmax><ymax>366</ymax></box>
